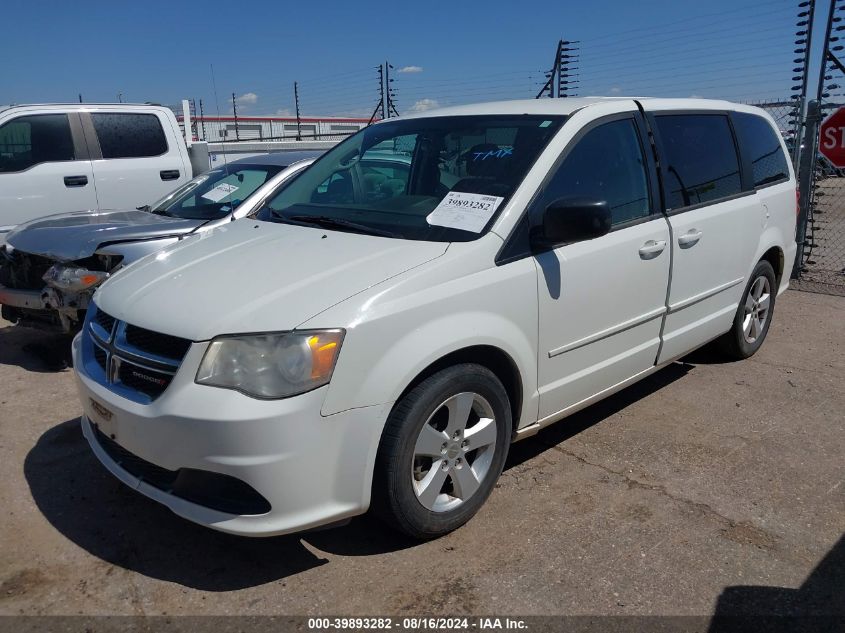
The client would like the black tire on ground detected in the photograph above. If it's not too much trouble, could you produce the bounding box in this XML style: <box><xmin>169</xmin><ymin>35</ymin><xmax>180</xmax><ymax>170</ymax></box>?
<box><xmin>373</xmin><ymin>363</ymin><xmax>511</xmax><ymax>539</ymax></box>
<box><xmin>718</xmin><ymin>259</ymin><xmax>778</xmax><ymax>360</ymax></box>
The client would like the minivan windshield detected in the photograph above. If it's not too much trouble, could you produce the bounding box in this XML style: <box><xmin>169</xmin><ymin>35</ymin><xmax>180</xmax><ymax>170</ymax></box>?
<box><xmin>257</xmin><ymin>115</ymin><xmax>565</xmax><ymax>241</ymax></box>
<box><xmin>148</xmin><ymin>163</ymin><xmax>284</xmax><ymax>220</ymax></box>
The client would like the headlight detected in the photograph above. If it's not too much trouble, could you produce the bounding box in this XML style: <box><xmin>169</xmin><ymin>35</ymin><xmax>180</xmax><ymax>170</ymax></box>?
<box><xmin>42</xmin><ymin>264</ymin><xmax>109</xmax><ymax>292</ymax></box>
<box><xmin>195</xmin><ymin>330</ymin><xmax>345</xmax><ymax>399</ymax></box>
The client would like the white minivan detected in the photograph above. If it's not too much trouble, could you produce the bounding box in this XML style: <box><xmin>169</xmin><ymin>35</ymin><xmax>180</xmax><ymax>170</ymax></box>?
<box><xmin>72</xmin><ymin>98</ymin><xmax>797</xmax><ymax>539</ymax></box>
<box><xmin>0</xmin><ymin>104</ymin><xmax>192</xmax><ymax>234</ymax></box>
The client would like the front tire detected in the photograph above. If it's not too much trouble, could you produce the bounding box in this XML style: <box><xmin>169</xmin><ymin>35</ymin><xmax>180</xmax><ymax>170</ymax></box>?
<box><xmin>718</xmin><ymin>260</ymin><xmax>777</xmax><ymax>359</ymax></box>
<box><xmin>373</xmin><ymin>364</ymin><xmax>511</xmax><ymax>539</ymax></box>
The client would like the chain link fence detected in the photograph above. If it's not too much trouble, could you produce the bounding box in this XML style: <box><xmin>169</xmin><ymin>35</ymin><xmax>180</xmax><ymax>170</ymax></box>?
<box><xmin>796</xmin><ymin>125</ymin><xmax>845</xmax><ymax>295</ymax></box>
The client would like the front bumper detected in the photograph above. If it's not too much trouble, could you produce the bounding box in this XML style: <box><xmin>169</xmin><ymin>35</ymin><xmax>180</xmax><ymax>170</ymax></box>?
<box><xmin>0</xmin><ymin>283</ymin><xmax>90</xmax><ymax>332</ymax></box>
<box><xmin>72</xmin><ymin>333</ymin><xmax>391</xmax><ymax>536</ymax></box>
<box><xmin>0</xmin><ymin>285</ymin><xmax>45</xmax><ymax>309</ymax></box>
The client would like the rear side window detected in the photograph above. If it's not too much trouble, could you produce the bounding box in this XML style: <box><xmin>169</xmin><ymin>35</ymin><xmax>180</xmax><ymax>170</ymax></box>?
<box><xmin>92</xmin><ymin>113</ymin><xmax>168</xmax><ymax>158</ymax></box>
<box><xmin>655</xmin><ymin>114</ymin><xmax>741</xmax><ymax>210</ymax></box>
<box><xmin>539</xmin><ymin>118</ymin><xmax>651</xmax><ymax>226</ymax></box>
<box><xmin>0</xmin><ymin>114</ymin><xmax>75</xmax><ymax>173</ymax></box>
<box><xmin>733</xmin><ymin>112</ymin><xmax>790</xmax><ymax>188</ymax></box>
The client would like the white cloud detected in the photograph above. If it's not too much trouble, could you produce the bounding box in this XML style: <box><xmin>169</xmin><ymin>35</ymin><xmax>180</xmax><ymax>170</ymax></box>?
<box><xmin>235</xmin><ymin>92</ymin><xmax>258</xmax><ymax>105</ymax></box>
<box><xmin>398</xmin><ymin>66</ymin><xmax>423</xmax><ymax>74</ymax></box>
<box><xmin>609</xmin><ymin>87</ymin><xmax>621</xmax><ymax>94</ymax></box>
<box><xmin>274</xmin><ymin>108</ymin><xmax>292</xmax><ymax>116</ymax></box>
<box><xmin>689</xmin><ymin>94</ymin><xmax>703</xmax><ymax>99</ymax></box>
<box><xmin>410</xmin><ymin>98</ymin><xmax>440</xmax><ymax>112</ymax></box>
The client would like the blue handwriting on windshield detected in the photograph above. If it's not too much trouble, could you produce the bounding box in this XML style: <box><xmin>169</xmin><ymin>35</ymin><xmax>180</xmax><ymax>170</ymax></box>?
<box><xmin>472</xmin><ymin>147</ymin><xmax>513</xmax><ymax>161</ymax></box>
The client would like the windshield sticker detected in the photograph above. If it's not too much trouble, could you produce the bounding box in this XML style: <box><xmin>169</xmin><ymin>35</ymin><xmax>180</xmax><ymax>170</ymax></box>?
<box><xmin>426</xmin><ymin>191</ymin><xmax>504</xmax><ymax>233</ymax></box>
<box><xmin>472</xmin><ymin>147</ymin><xmax>513</xmax><ymax>161</ymax></box>
<box><xmin>201</xmin><ymin>182</ymin><xmax>239</xmax><ymax>203</ymax></box>
<box><xmin>539</xmin><ymin>120</ymin><xmax>552</xmax><ymax>128</ymax></box>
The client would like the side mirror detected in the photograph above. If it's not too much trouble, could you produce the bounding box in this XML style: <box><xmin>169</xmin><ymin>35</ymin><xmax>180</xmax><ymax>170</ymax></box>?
<box><xmin>531</xmin><ymin>197</ymin><xmax>612</xmax><ymax>250</ymax></box>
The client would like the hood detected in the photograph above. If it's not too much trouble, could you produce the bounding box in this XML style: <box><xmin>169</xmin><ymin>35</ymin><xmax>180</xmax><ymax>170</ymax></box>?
<box><xmin>94</xmin><ymin>220</ymin><xmax>449</xmax><ymax>340</ymax></box>
<box><xmin>6</xmin><ymin>210</ymin><xmax>204</xmax><ymax>261</ymax></box>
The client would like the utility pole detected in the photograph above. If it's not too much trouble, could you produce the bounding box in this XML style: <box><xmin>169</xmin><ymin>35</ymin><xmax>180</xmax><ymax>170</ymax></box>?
<box><xmin>198</xmin><ymin>99</ymin><xmax>206</xmax><ymax>141</ymax></box>
<box><xmin>386</xmin><ymin>61</ymin><xmax>399</xmax><ymax>117</ymax></box>
<box><xmin>794</xmin><ymin>99</ymin><xmax>821</xmax><ymax>277</ymax></box>
<box><xmin>536</xmin><ymin>39</ymin><xmax>579</xmax><ymax>98</ymax></box>
<box><xmin>368</xmin><ymin>64</ymin><xmax>386</xmax><ymax>125</ymax></box>
<box><xmin>117</xmin><ymin>92</ymin><xmax>123</xmax><ymax>103</ymax></box>
<box><xmin>78</xmin><ymin>93</ymin><xmax>83</xmax><ymax>103</ymax></box>
<box><xmin>294</xmin><ymin>81</ymin><xmax>302</xmax><ymax>140</ymax></box>
<box><xmin>232</xmin><ymin>92</ymin><xmax>239</xmax><ymax>141</ymax></box>
<box><xmin>189</xmin><ymin>98</ymin><xmax>198</xmax><ymax>141</ymax></box>
<box><xmin>789</xmin><ymin>0</ymin><xmax>816</xmax><ymax>166</ymax></box>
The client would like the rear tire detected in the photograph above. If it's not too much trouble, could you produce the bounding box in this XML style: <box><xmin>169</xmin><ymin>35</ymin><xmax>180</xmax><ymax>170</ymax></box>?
<box><xmin>718</xmin><ymin>260</ymin><xmax>777</xmax><ymax>360</ymax></box>
<box><xmin>373</xmin><ymin>364</ymin><xmax>511</xmax><ymax>539</ymax></box>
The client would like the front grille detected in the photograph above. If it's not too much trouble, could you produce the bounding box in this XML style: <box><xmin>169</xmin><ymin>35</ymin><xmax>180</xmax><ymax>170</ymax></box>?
<box><xmin>93</xmin><ymin>345</ymin><xmax>107</xmax><ymax>371</ymax></box>
<box><xmin>93</xmin><ymin>308</ymin><xmax>116</xmax><ymax>335</ymax></box>
<box><xmin>125</xmin><ymin>324</ymin><xmax>191</xmax><ymax>361</ymax></box>
<box><xmin>85</xmin><ymin>304</ymin><xmax>192</xmax><ymax>403</ymax></box>
<box><xmin>93</xmin><ymin>426</ymin><xmax>271</xmax><ymax>516</ymax></box>
<box><xmin>117</xmin><ymin>362</ymin><xmax>174</xmax><ymax>398</ymax></box>
<box><xmin>0</xmin><ymin>252</ymin><xmax>53</xmax><ymax>290</ymax></box>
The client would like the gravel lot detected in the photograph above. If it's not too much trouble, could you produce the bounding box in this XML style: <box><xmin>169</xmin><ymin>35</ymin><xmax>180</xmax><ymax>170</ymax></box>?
<box><xmin>0</xmin><ymin>289</ymin><xmax>842</xmax><ymax>617</ymax></box>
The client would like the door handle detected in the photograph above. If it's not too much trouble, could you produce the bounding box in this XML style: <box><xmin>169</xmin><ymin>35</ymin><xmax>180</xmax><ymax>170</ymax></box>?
<box><xmin>678</xmin><ymin>229</ymin><xmax>703</xmax><ymax>248</ymax></box>
<box><xmin>160</xmin><ymin>169</ymin><xmax>180</xmax><ymax>181</ymax></box>
<box><xmin>63</xmin><ymin>175</ymin><xmax>88</xmax><ymax>187</ymax></box>
<box><xmin>638</xmin><ymin>239</ymin><xmax>666</xmax><ymax>260</ymax></box>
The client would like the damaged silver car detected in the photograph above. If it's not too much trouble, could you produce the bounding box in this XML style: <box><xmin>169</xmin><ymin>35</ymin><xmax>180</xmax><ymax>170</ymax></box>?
<box><xmin>0</xmin><ymin>151</ymin><xmax>320</xmax><ymax>332</ymax></box>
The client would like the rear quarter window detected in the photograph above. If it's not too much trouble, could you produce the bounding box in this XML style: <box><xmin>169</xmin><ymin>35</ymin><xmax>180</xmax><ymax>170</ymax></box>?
<box><xmin>733</xmin><ymin>112</ymin><xmax>790</xmax><ymax>188</ymax></box>
<box><xmin>654</xmin><ymin>114</ymin><xmax>742</xmax><ymax>210</ymax></box>
<box><xmin>92</xmin><ymin>113</ymin><xmax>168</xmax><ymax>159</ymax></box>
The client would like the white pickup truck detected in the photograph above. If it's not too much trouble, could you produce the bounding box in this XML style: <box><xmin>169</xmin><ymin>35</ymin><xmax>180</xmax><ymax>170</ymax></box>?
<box><xmin>0</xmin><ymin>103</ymin><xmax>195</xmax><ymax>235</ymax></box>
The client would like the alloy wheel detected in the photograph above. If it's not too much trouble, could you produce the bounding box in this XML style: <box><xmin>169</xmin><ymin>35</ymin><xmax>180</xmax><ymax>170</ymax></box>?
<box><xmin>742</xmin><ymin>275</ymin><xmax>772</xmax><ymax>344</ymax></box>
<box><xmin>411</xmin><ymin>392</ymin><xmax>498</xmax><ymax>513</ymax></box>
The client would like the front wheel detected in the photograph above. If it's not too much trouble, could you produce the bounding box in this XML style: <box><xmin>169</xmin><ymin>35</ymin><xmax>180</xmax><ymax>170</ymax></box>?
<box><xmin>373</xmin><ymin>364</ymin><xmax>511</xmax><ymax>539</ymax></box>
<box><xmin>718</xmin><ymin>260</ymin><xmax>777</xmax><ymax>359</ymax></box>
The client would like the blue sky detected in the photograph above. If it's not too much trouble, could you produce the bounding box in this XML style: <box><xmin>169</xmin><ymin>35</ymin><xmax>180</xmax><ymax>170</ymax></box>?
<box><xmin>0</xmin><ymin>0</ymin><xmax>829</xmax><ymax>117</ymax></box>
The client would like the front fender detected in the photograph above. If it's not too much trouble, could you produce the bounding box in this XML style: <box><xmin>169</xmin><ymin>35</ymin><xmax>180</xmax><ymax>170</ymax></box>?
<box><xmin>307</xmin><ymin>256</ymin><xmax>540</xmax><ymax>430</ymax></box>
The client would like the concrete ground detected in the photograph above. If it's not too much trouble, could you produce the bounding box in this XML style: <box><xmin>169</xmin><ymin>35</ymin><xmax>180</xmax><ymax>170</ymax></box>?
<box><xmin>0</xmin><ymin>290</ymin><xmax>842</xmax><ymax>617</ymax></box>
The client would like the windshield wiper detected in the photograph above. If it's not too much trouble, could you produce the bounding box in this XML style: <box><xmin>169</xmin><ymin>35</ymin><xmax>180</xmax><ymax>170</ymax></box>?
<box><xmin>276</xmin><ymin>213</ymin><xmax>399</xmax><ymax>238</ymax></box>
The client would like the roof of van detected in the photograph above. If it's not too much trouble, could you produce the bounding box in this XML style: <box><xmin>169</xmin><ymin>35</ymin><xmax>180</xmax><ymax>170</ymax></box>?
<box><xmin>398</xmin><ymin>97</ymin><xmax>758</xmax><ymax>119</ymax></box>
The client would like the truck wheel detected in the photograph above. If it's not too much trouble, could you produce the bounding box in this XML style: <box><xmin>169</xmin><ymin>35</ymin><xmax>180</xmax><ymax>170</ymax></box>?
<box><xmin>718</xmin><ymin>260</ymin><xmax>777</xmax><ymax>360</ymax></box>
<box><xmin>374</xmin><ymin>363</ymin><xmax>511</xmax><ymax>539</ymax></box>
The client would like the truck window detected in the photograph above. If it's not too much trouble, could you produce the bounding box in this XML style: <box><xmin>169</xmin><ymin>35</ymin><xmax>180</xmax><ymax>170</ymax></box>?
<box><xmin>0</xmin><ymin>114</ymin><xmax>75</xmax><ymax>173</ymax></box>
<box><xmin>540</xmin><ymin>118</ymin><xmax>651</xmax><ymax>226</ymax></box>
<box><xmin>655</xmin><ymin>114</ymin><xmax>742</xmax><ymax>210</ymax></box>
<box><xmin>733</xmin><ymin>112</ymin><xmax>790</xmax><ymax>188</ymax></box>
<box><xmin>91</xmin><ymin>113</ymin><xmax>168</xmax><ymax>159</ymax></box>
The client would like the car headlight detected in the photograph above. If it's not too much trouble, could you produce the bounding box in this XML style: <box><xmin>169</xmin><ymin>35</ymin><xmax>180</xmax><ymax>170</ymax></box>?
<box><xmin>195</xmin><ymin>330</ymin><xmax>345</xmax><ymax>399</ymax></box>
<box><xmin>42</xmin><ymin>264</ymin><xmax>109</xmax><ymax>292</ymax></box>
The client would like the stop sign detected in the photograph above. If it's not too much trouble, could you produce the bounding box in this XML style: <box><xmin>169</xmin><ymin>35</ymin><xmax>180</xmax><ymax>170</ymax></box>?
<box><xmin>819</xmin><ymin>106</ymin><xmax>845</xmax><ymax>168</ymax></box>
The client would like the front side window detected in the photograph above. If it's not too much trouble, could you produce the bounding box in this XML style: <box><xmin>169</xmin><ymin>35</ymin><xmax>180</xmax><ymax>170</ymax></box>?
<box><xmin>655</xmin><ymin>114</ymin><xmax>742</xmax><ymax>210</ymax></box>
<box><xmin>0</xmin><ymin>114</ymin><xmax>75</xmax><ymax>173</ymax></box>
<box><xmin>149</xmin><ymin>165</ymin><xmax>281</xmax><ymax>220</ymax></box>
<box><xmin>733</xmin><ymin>112</ymin><xmax>790</xmax><ymax>188</ymax></box>
<box><xmin>258</xmin><ymin>115</ymin><xmax>565</xmax><ymax>241</ymax></box>
<box><xmin>92</xmin><ymin>113</ymin><xmax>168</xmax><ymax>158</ymax></box>
<box><xmin>537</xmin><ymin>118</ymin><xmax>651</xmax><ymax>226</ymax></box>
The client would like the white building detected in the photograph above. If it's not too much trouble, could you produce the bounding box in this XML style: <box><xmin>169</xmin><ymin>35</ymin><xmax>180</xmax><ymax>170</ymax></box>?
<box><xmin>178</xmin><ymin>114</ymin><xmax>370</xmax><ymax>142</ymax></box>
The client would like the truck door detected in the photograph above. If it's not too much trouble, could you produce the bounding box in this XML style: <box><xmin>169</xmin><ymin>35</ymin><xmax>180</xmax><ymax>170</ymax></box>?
<box><xmin>82</xmin><ymin>111</ymin><xmax>189</xmax><ymax>210</ymax></box>
<box><xmin>0</xmin><ymin>111</ymin><xmax>97</xmax><ymax>233</ymax></box>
